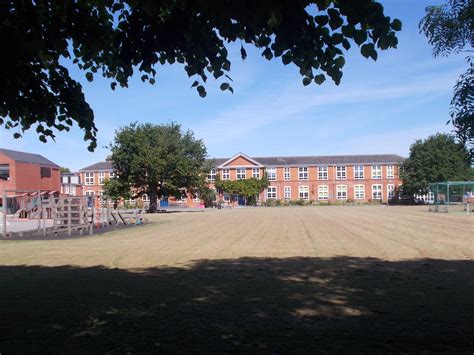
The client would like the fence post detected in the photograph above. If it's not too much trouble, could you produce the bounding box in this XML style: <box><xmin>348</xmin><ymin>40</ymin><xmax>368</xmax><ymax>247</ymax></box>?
<box><xmin>2</xmin><ymin>190</ymin><xmax>7</xmax><ymax>237</ymax></box>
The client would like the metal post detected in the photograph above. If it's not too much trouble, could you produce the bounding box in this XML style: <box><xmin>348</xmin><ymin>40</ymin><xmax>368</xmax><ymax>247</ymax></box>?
<box><xmin>67</xmin><ymin>199</ymin><xmax>71</xmax><ymax>237</ymax></box>
<box><xmin>2</xmin><ymin>190</ymin><xmax>7</xmax><ymax>237</ymax></box>
<box><xmin>447</xmin><ymin>183</ymin><xmax>450</xmax><ymax>213</ymax></box>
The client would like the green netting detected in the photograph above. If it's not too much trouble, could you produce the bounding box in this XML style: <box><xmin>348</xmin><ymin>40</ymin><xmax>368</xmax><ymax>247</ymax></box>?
<box><xmin>429</xmin><ymin>181</ymin><xmax>474</xmax><ymax>212</ymax></box>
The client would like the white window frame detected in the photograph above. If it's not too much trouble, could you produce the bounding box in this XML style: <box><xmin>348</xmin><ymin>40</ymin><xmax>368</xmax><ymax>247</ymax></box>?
<box><xmin>298</xmin><ymin>186</ymin><xmax>309</xmax><ymax>200</ymax></box>
<box><xmin>142</xmin><ymin>194</ymin><xmax>150</xmax><ymax>202</ymax></box>
<box><xmin>336</xmin><ymin>166</ymin><xmax>347</xmax><ymax>180</ymax></box>
<box><xmin>318</xmin><ymin>185</ymin><xmax>329</xmax><ymax>200</ymax></box>
<box><xmin>236</xmin><ymin>168</ymin><xmax>246</xmax><ymax>180</ymax></box>
<box><xmin>387</xmin><ymin>165</ymin><xmax>394</xmax><ymax>179</ymax></box>
<box><xmin>372</xmin><ymin>165</ymin><xmax>382</xmax><ymax>179</ymax></box>
<box><xmin>267</xmin><ymin>186</ymin><xmax>277</xmax><ymax>200</ymax></box>
<box><xmin>387</xmin><ymin>184</ymin><xmax>395</xmax><ymax>200</ymax></box>
<box><xmin>207</xmin><ymin>169</ymin><xmax>216</xmax><ymax>182</ymax></box>
<box><xmin>318</xmin><ymin>166</ymin><xmax>328</xmax><ymax>180</ymax></box>
<box><xmin>109</xmin><ymin>171</ymin><xmax>115</xmax><ymax>179</ymax></box>
<box><xmin>252</xmin><ymin>168</ymin><xmax>260</xmax><ymax>179</ymax></box>
<box><xmin>85</xmin><ymin>172</ymin><xmax>94</xmax><ymax>185</ymax></box>
<box><xmin>354</xmin><ymin>185</ymin><xmax>365</xmax><ymax>200</ymax></box>
<box><xmin>298</xmin><ymin>167</ymin><xmax>308</xmax><ymax>180</ymax></box>
<box><xmin>85</xmin><ymin>190</ymin><xmax>95</xmax><ymax>196</ymax></box>
<box><xmin>98</xmin><ymin>172</ymin><xmax>105</xmax><ymax>185</ymax></box>
<box><xmin>284</xmin><ymin>186</ymin><xmax>291</xmax><ymax>200</ymax></box>
<box><xmin>372</xmin><ymin>184</ymin><xmax>383</xmax><ymax>200</ymax></box>
<box><xmin>336</xmin><ymin>185</ymin><xmax>347</xmax><ymax>200</ymax></box>
<box><xmin>284</xmin><ymin>167</ymin><xmax>291</xmax><ymax>181</ymax></box>
<box><xmin>354</xmin><ymin>166</ymin><xmax>364</xmax><ymax>179</ymax></box>
<box><xmin>222</xmin><ymin>169</ymin><xmax>230</xmax><ymax>180</ymax></box>
<box><xmin>267</xmin><ymin>168</ymin><xmax>276</xmax><ymax>181</ymax></box>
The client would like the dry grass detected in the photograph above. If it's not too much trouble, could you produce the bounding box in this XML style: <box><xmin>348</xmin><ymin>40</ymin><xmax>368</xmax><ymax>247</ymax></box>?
<box><xmin>0</xmin><ymin>206</ymin><xmax>473</xmax><ymax>353</ymax></box>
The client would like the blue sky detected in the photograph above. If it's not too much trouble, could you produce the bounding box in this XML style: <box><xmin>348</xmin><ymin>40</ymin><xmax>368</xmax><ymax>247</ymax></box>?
<box><xmin>0</xmin><ymin>0</ymin><xmax>465</xmax><ymax>171</ymax></box>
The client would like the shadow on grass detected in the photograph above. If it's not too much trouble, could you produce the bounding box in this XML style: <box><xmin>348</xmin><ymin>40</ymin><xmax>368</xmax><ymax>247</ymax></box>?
<box><xmin>1</xmin><ymin>257</ymin><xmax>472</xmax><ymax>353</ymax></box>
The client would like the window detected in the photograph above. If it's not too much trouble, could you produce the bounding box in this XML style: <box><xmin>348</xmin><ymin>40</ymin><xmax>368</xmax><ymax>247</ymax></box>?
<box><xmin>372</xmin><ymin>184</ymin><xmax>383</xmax><ymax>199</ymax></box>
<box><xmin>142</xmin><ymin>194</ymin><xmax>150</xmax><ymax>202</ymax></box>
<box><xmin>98</xmin><ymin>190</ymin><xmax>104</xmax><ymax>204</ymax></box>
<box><xmin>284</xmin><ymin>186</ymin><xmax>291</xmax><ymax>200</ymax></box>
<box><xmin>85</xmin><ymin>190</ymin><xmax>95</xmax><ymax>196</ymax></box>
<box><xmin>337</xmin><ymin>185</ymin><xmax>347</xmax><ymax>200</ymax></box>
<box><xmin>318</xmin><ymin>185</ymin><xmax>329</xmax><ymax>200</ymax></box>
<box><xmin>85</xmin><ymin>172</ymin><xmax>94</xmax><ymax>185</ymax></box>
<box><xmin>207</xmin><ymin>169</ymin><xmax>216</xmax><ymax>182</ymax></box>
<box><xmin>236</xmin><ymin>168</ymin><xmax>246</xmax><ymax>180</ymax></box>
<box><xmin>354</xmin><ymin>185</ymin><xmax>365</xmax><ymax>200</ymax></box>
<box><xmin>193</xmin><ymin>193</ymin><xmax>200</xmax><ymax>202</ymax></box>
<box><xmin>299</xmin><ymin>186</ymin><xmax>309</xmax><ymax>200</ymax></box>
<box><xmin>354</xmin><ymin>166</ymin><xmax>364</xmax><ymax>179</ymax></box>
<box><xmin>284</xmin><ymin>167</ymin><xmax>291</xmax><ymax>181</ymax></box>
<box><xmin>0</xmin><ymin>164</ymin><xmax>9</xmax><ymax>180</ymax></box>
<box><xmin>99</xmin><ymin>172</ymin><xmax>106</xmax><ymax>185</ymax></box>
<box><xmin>267</xmin><ymin>168</ymin><xmax>276</xmax><ymax>181</ymax></box>
<box><xmin>387</xmin><ymin>165</ymin><xmax>394</xmax><ymax>179</ymax></box>
<box><xmin>222</xmin><ymin>169</ymin><xmax>230</xmax><ymax>180</ymax></box>
<box><xmin>109</xmin><ymin>171</ymin><xmax>115</xmax><ymax>179</ymax></box>
<box><xmin>372</xmin><ymin>165</ymin><xmax>382</xmax><ymax>179</ymax></box>
<box><xmin>336</xmin><ymin>166</ymin><xmax>347</xmax><ymax>180</ymax></box>
<box><xmin>387</xmin><ymin>184</ymin><xmax>395</xmax><ymax>200</ymax></box>
<box><xmin>40</xmin><ymin>167</ymin><xmax>51</xmax><ymax>178</ymax></box>
<box><xmin>223</xmin><ymin>192</ymin><xmax>230</xmax><ymax>202</ymax></box>
<box><xmin>318</xmin><ymin>166</ymin><xmax>328</xmax><ymax>180</ymax></box>
<box><xmin>298</xmin><ymin>167</ymin><xmax>308</xmax><ymax>180</ymax></box>
<box><xmin>267</xmin><ymin>186</ymin><xmax>277</xmax><ymax>199</ymax></box>
<box><xmin>252</xmin><ymin>168</ymin><xmax>260</xmax><ymax>179</ymax></box>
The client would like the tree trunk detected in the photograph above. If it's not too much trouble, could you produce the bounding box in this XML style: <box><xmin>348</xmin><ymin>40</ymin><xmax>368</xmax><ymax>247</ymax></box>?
<box><xmin>148</xmin><ymin>186</ymin><xmax>158</xmax><ymax>213</ymax></box>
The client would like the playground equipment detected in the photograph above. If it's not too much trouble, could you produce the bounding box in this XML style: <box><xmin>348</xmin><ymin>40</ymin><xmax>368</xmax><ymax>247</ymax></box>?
<box><xmin>1</xmin><ymin>189</ymin><xmax>146</xmax><ymax>238</ymax></box>
<box><xmin>428</xmin><ymin>181</ymin><xmax>474</xmax><ymax>214</ymax></box>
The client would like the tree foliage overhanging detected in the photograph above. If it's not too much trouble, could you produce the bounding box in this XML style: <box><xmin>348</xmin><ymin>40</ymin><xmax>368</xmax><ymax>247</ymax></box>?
<box><xmin>420</xmin><ymin>0</ymin><xmax>473</xmax><ymax>157</ymax></box>
<box><xmin>102</xmin><ymin>177</ymin><xmax>131</xmax><ymax>208</ymax></box>
<box><xmin>1</xmin><ymin>1</ymin><xmax>401</xmax><ymax>150</ymax></box>
<box><xmin>215</xmin><ymin>175</ymin><xmax>269</xmax><ymax>205</ymax></box>
<box><xmin>399</xmin><ymin>133</ymin><xmax>473</xmax><ymax>196</ymax></box>
<box><xmin>110</xmin><ymin>122</ymin><xmax>208</xmax><ymax>212</ymax></box>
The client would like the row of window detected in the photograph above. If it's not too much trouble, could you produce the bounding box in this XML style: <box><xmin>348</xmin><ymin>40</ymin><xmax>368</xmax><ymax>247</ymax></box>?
<box><xmin>267</xmin><ymin>184</ymin><xmax>396</xmax><ymax>200</ymax></box>
<box><xmin>207</xmin><ymin>165</ymin><xmax>395</xmax><ymax>182</ymax></box>
<box><xmin>83</xmin><ymin>171</ymin><xmax>115</xmax><ymax>185</ymax></box>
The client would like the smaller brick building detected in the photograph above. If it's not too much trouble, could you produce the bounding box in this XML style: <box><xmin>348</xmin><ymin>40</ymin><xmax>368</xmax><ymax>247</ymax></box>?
<box><xmin>0</xmin><ymin>148</ymin><xmax>60</xmax><ymax>194</ymax></box>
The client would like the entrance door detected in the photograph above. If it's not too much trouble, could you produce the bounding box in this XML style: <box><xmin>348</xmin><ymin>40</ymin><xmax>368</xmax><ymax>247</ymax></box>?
<box><xmin>238</xmin><ymin>195</ymin><xmax>246</xmax><ymax>206</ymax></box>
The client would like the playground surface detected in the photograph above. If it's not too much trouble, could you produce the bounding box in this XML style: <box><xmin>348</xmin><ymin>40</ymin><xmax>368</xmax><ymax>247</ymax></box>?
<box><xmin>0</xmin><ymin>205</ymin><xmax>472</xmax><ymax>353</ymax></box>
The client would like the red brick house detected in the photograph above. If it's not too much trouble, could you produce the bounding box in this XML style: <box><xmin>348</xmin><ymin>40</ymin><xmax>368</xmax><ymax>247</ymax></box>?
<box><xmin>0</xmin><ymin>148</ymin><xmax>61</xmax><ymax>193</ymax></box>
<box><xmin>208</xmin><ymin>153</ymin><xmax>404</xmax><ymax>205</ymax></box>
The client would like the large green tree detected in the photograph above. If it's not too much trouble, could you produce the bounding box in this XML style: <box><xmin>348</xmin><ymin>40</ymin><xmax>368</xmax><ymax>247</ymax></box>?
<box><xmin>420</xmin><ymin>0</ymin><xmax>473</xmax><ymax>156</ymax></box>
<box><xmin>102</xmin><ymin>177</ymin><xmax>131</xmax><ymax>209</ymax></box>
<box><xmin>400</xmin><ymin>133</ymin><xmax>473</xmax><ymax>195</ymax></box>
<box><xmin>110</xmin><ymin>122</ymin><xmax>208</xmax><ymax>213</ymax></box>
<box><xmin>1</xmin><ymin>1</ymin><xmax>401</xmax><ymax>149</ymax></box>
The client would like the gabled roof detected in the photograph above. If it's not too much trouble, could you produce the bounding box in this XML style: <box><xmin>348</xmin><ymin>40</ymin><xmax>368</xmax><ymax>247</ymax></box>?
<box><xmin>217</xmin><ymin>152</ymin><xmax>264</xmax><ymax>168</ymax></box>
<box><xmin>207</xmin><ymin>154</ymin><xmax>405</xmax><ymax>167</ymax></box>
<box><xmin>79</xmin><ymin>161</ymin><xmax>113</xmax><ymax>172</ymax></box>
<box><xmin>0</xmin><ymin>148</ymin><xmax>59</xmax><ymax>167</ymax></box>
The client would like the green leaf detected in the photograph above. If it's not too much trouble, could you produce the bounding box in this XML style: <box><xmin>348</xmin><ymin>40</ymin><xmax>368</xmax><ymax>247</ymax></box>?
<box><xmin>342</xmin><ymin>39</ymin><xmax>351</xmax><ymax>50</ymax></box>
<box><xmin>361</xmin><ymin>43</ymin><xmax>374</xmax><ymax>58</ymax></box>
<box><xmin>391</xmin><ymin>19</ymin><xmax>402</xmax><ymax>31</ymax></box>
<box><xmin>13</xmin><ymin>133</ymin><xmax>21</xmax><ymax>139</ymax></box>
<box><xmin>314</xmin><ymin>74</ymin><xmax>326</xmax><ymax>85</ymax></box>
<box><xmin>197</xmin><ymin>85</ymin><xmax>207</xmax><ymax>98</ymax></box>
<box><xmin>191</xmin><ymin>80</ymin><xmax>199</xmax><ymax>88</ymax></box>
<box><xmin>315</xmin><ymin>15</ymin><xmax>328</xmax><ymax>27</ymax></box>
<box><xmin>240</xmin><ymin>46</ymin><xmax>247</xmax><ymax>60</ymax></box>
<box><xmin>282</xmin><ymin>52</ymin><xmax>292</xmax><ymax>65</ymax></box>
<box><xmin>111</xmin><ymin>82</ymin><xmax>117</xmax><ymax>90</ymax></box>
<box><xmin>302</xmin><ymin>77</ymin><xmax>312</xmax><ymax>86</ymax></box>
<box><xmin>262</xmin><ymin>48</ymin><xmax>273</xmax><ymax>60</ymax></box>
<box><xmin>354</xmin><ymin>30</ymin><xmax>367</xmax><ymax>45</ymax></box>
<box><xmin>334</xmin><ymin>56</ymin><xmax>345</xmax><ymax>68</ymax></box>
<box><xmin>85</xmin><ymin>72</ymin><xmax>93</xmax><ymax>82</ymax></box>
<box><xmin>220</xmin><ymin>83</ymin><xmax>230</xmax><ymax>91</ymax></box>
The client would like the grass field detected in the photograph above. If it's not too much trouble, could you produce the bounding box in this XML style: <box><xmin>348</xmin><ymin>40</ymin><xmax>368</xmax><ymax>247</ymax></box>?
<box><xmin>1</xmin><ymin>206</ymin><xmax>473</xmax><ymax>353</ymax></box>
